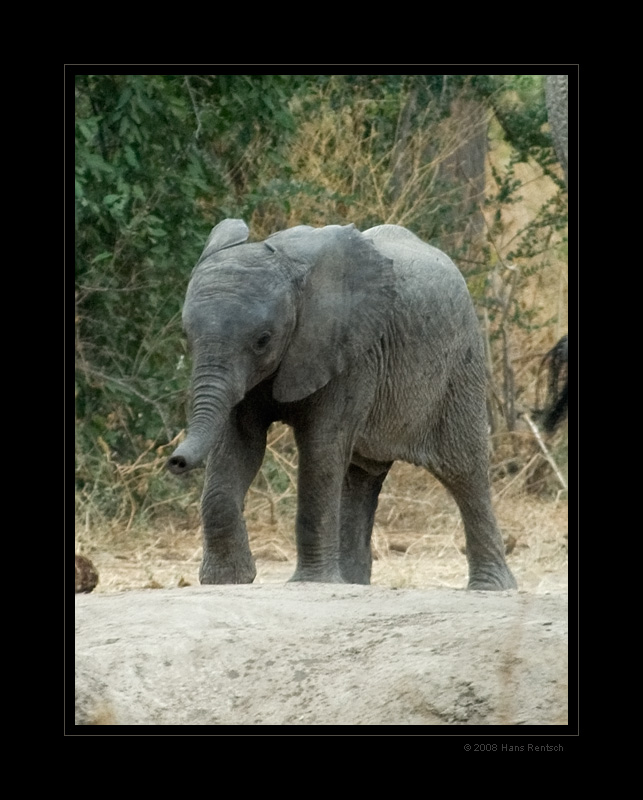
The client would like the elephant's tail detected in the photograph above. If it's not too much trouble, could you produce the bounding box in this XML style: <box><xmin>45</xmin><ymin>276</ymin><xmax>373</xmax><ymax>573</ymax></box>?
<box><xmin>536</xmin><ymin>335</ymin><xmax>568</xmax><ymax>433</ymax></box>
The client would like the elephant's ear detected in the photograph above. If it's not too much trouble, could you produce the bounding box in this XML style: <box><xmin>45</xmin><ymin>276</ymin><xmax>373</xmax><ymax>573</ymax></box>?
<box><xmin>270</xmin><ymin>224</ymin><xmax>395</xmax><ymax>403</ymax></box>
<box><xmin>196</xmin><ymin>219</ymin><xmax>250</xmax><ymax>266</ymax></box>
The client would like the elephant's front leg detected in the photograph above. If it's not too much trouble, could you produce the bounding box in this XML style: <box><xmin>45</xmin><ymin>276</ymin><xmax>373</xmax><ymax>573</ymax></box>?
<box><xmin>199</xmin><ymin>408</ymin><xmax>268</xmax><ymax>584</ymax></box>
<box><xmin>289</xmin><ymin>433</ymin><xmax>348</xmax><ymax>583</ymax></box>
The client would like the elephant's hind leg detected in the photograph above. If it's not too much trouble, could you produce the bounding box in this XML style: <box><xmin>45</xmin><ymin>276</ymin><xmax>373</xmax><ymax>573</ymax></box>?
<box><xmin>339</xmin><ymin>460</ymin><xmax>392</xmax><ymax>584</ymax></box>
<box><xmin>421</xmin><ymin>385</ymin><xmax>517</xmax><ymax>589</ymax></box>
<box><xmin>440</xmin><ymin>472</ymin><xmax>517</xmax><ymax>590</ymax></box>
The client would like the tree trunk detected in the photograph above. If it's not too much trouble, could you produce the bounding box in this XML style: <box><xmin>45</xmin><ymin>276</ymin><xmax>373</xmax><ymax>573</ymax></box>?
<box><xmin>545</xmin><ymin>75</ymin><xmax>568</xmax><ymax>187</ymax></box>
<box><xmin>436</xmin><ymin>97</ymin><xmax>489</xmax><ymax>255</ymax></box>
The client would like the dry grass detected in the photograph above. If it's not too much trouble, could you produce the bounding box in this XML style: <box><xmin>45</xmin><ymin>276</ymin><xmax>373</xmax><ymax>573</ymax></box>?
<box><xmin>250</xmin><ymin>86</ymin><xmax>482</xmax><ymax>238</ymax></box>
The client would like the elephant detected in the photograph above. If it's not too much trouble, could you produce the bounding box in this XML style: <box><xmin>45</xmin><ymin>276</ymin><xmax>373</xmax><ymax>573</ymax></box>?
<box><xmin>167</xmin><ymin>219</ymin><xmax>517</xmax><ymax>590</ymax></box>
<box><xmin>539</xmin><ymin>334</ymin><xmax>568</xmax><ymax>433</ymax></box>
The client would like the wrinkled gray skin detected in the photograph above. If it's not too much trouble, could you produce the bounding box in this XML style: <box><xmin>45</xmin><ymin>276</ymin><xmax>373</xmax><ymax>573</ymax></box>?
<box><xmin>545</xmin><ymin>75</ymin><xmax>568</xmax><ymax>187</ymax></box>
<box><xmin>167</xmin><ymin>219</ymin><xmax>516</xmax><ymax>590</ymax></box>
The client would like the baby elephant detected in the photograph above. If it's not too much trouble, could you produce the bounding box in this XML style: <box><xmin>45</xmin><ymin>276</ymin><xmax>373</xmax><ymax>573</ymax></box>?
<box><xmin>168</xmin><ymin>219</ymin><xmax>516</xmax><ymax>590</ymax></box>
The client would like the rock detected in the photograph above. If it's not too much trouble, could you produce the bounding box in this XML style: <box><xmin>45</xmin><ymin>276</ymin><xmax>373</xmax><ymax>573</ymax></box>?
<box><xmin>75</xmin><ymin>554</ymin><xmax>99</xmax><ymax>594</ymax></box>
<box><xmin>73</xmin><ymin>584</ymin><xmax>568</xmax><ymax>726</ymax></box>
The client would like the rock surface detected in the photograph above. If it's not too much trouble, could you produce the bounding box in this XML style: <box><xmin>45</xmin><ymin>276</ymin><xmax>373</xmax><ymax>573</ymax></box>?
<box><xmin>74</xmin><ymin>584</ymin><xmax>568</xmax><ymax>727</ymax></box>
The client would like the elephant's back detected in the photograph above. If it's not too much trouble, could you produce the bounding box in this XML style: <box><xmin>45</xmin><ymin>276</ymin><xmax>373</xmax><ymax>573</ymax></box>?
<box><xmin>363</xmin><ymin>225</ymin><xmax>474</xmax><ymax>340</ymax></box>
<box><xmin>362</xmin><ymin>224</ymin><xmax>467</xmax><ymax>295</ymax></box>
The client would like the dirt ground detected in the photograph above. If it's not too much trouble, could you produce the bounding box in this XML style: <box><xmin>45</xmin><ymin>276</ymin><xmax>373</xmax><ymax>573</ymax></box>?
<box><xmin>73</xmin><ymin>471</ymin><xmax>569</xmax><ymax>729</ymax></box>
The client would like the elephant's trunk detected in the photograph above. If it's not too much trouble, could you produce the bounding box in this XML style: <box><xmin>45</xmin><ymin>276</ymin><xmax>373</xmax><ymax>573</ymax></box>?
<box><xmin>167</xmin><ymin>415</ymin><xmax>221</xmax><ymax>475</ymax></box>
<box><xmin>167</xmin><ymin>436</ymin><xmax>210</xmax><ymax>474</ymax></box>
<box><xmin>166</xmin><ymin>366</ymin><xmax>242</xmax><ymax>475</ymax></box>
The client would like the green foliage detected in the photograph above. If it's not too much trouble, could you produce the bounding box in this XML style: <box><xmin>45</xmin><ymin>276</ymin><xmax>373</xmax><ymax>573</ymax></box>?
<box><xmin>481</xmin><ymin>75</ymin><xmax>565</xmax><ymax>186</ymax></box>
<box><xmin>74</xmin><ymin>72</ymin><xmax>568</xmax><ymax>526</ymax></box>
<box><xmin>75</xmin><ymin>74</ymin><xmax>309</xmax><ymax>521</ymax></box>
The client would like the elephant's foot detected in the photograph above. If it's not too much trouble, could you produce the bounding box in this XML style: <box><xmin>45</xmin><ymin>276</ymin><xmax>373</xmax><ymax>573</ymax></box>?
<box><xmin>288</xmin><ymin>566</ymin><xmax>346</xmax><ymax>584</ymax></box>
<box><xmin>467</xmin><ymin>565</ymin><xmax>517</xmax><ymax>591</ymax></box>
<box><xmin>199</xmin><ymin>554</ymin><xmax>256</xmax><ymax>585</ymax></box>
<box><xmin>339</xmin><ymin>565</ymin><xmax>371</xmax><ymax>585</ymax></box>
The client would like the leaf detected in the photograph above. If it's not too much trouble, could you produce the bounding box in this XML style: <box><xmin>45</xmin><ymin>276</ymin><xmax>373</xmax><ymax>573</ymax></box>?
<box><xmin>91</xmin><ymin>252</ymin><xmax>113</xmax><ymax>265</ymax></box>
<box><xmin>84</xmin><ymin>153</ymin><xmax>114</xmax><ymax>176</ymax></box>
<box><xmin>77</xmin><ymin>121</ymin><xmax>97</xmax><ymax>142</ymax></box>
<box><xmin>117</xmin><ymin>87</ymin><xmax>134</xmax><ymax>109</ymax></box>
<box><xmin>124</xmin><ymin>146</ymin><xmax>139</xmax><ymax>168</ymax></box>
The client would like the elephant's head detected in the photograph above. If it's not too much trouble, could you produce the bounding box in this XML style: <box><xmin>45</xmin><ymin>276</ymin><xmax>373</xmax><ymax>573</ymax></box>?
<box><xmin>166</xmin><ymin>219</ymin><xmax>395</xmax><ymax>474</ymax></box>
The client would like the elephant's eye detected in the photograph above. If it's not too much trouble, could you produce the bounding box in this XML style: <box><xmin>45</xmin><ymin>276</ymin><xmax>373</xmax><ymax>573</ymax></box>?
<box><xmin>253</xmin><ymin>331</ymin><xmax>272</xmax><ymax>353</ymax></box>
